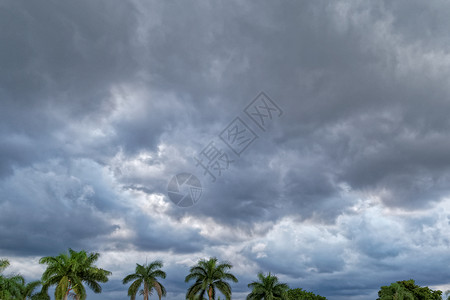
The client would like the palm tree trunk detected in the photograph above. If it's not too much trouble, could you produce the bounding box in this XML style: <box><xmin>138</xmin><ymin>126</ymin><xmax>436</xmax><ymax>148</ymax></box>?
<box><xmin>144</xmin><ymin>282</ymin><xmax>149</xmax><ymax>300</ymax></box>
<box><xmin>208</xmin><ymin>286</ymin><xmax>213</xmax><ymax>300</ymax></box>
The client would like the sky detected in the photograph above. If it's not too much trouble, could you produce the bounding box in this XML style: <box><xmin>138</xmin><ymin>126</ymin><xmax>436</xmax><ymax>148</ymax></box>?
<box><xmin>1</xmin><ymin>0</ymin><xmax>450</xmax><ymax>299</ymax></box>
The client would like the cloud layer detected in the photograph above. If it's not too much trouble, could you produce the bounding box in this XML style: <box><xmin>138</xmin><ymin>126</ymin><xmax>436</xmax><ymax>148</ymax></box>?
<box><xmin>1</xmin><ymin>0</ymin><xmax>450</xmax><ymax>299</ymax></box>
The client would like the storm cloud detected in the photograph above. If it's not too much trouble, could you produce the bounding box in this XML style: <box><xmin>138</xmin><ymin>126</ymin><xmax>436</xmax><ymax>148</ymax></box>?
<box><xmin>1</xmin><ymin>1</ymin><xmax>450</xmax><ymax>299</ymax></box>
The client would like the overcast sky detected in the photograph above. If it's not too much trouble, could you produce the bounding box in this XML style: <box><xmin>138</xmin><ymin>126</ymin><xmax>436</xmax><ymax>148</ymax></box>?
<box><xmin>2</xmin><ymin>1</ymin><xmax>450</xmax><ymax>299</ymax></box>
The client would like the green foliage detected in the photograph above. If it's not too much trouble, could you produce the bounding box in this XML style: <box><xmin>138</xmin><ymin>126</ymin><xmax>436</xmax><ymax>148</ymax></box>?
<box><xmin>377</xmin><ymin>279</ymin><xmax>442</xmax><ymax>300</ymax></box>
<box><xmin>247</xmin><ymin>272</ymin><xmax>289</xmax><ymax>300</ymax></box>
<box><xmin>287</xmin><ymin>288</ymin><xmax>327</xmax><ymax>300</ymax></box>
<box><xmin>187</xmin><ymin>295</ymin><xmax>208</xmax><ymax>300</ymax></box>
<box><xmin>0</xmin><ymin>258</ymin><xmax>43</xmax><ymax>300</ymax></box>
<box><xmin>39</xmin><ymin>248</ymin><xmax>111</xmax><ymax>300</ymax></box>
<box><xmin>0</xmin><ymin>259</ymin><xmax>10</xmax><ymax>273</ymax></box>
<box><xmin>20</xmin><ymin>279</ymin><xmax>42</xmax><ymax>299</ymax></box>
<box><xmin>185</xmin><ymin>257</ymin><xmax>238</xmax><ymax>300</ymax></box>
<box><xmin>0</xmin><ymin>258</ymin><xmax>24</xmax><ymax>299</ymax></box>
<box><xmin>123</xmin><ymin>261</ymin><xmax>167</xmax><ymax>300</ymax></box>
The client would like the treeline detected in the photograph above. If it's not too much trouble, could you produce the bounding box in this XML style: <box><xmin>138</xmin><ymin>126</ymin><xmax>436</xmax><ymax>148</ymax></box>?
<box><xmin>378</xmin><ymin>279</ymin><xmax>446</xmax><ymax>300</ymax></box>
<box><xmin>1</xmin><ymin>248</ymin><xmax>447</xmax><ymax>299</ymax></box>
<box><xmin>0</xmin><ymin>249</ymin><xmax>324</xmax><ymax>300</ymax></box>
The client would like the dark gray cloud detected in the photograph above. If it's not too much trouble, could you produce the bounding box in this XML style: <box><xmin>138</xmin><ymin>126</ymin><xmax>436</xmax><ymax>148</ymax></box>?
<box><xmin>2</xmin><ymin>0</ymin><xmax>450</xmax><ymax>299</ymax></box>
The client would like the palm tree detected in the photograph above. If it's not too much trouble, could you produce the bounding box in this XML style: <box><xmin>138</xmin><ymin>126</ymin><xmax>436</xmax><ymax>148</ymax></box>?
<box><xmin>0</xmin><ymin>275</ymin><xmax>25</xmax><ymax>300</ymax></box>
<box><xmin>0</xmin><ymin>259</ymin><xmax>44</xmax><ymax>300</ymax></box>
<box><xmin>39</xmin><ymin>248</ymin><xmax>111</xmax><ymax>300</ymax></box>
<box><xmin>0</xmin><ymin>259</ymin><xmax>9</xmax><ymax>272</ymax></box>
<box><xmin>185</xmin><ymin>257</ymin><xmax>238</xmax><ymax>300</ymax></box>
<box><xmin>247</xmin><ymin>272</ymin><xmax>289</xmax><ymax>300</ymax></box>
<box><xmin>20</xmin><ymin>279</ymin><xmax>42</xmax><ymax>300</ymax></box>
<box><xmin>188</xmin><ymin>296</ymin><xmax>208</xmax><ymax>300</ymax></box>
<box><xmin>123</xmin><ymin>261</ymin><xmax>167</xmax><ymax>300</ymax></box>
<box><xmin>0</xmin><ymin>258</ymin><xmax>25</xmax><ymax>300</ymax></box>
